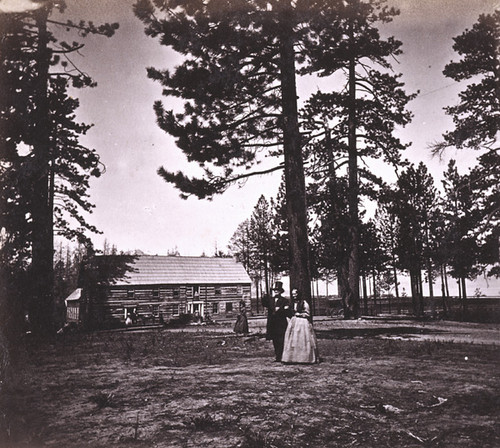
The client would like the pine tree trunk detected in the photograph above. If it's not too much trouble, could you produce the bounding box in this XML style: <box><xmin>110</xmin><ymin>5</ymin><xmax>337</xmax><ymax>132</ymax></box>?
<box><xmin>347</xmin><ymin>22</ymin><xmax>360</xmax><ymax>318</ymax></box>
<box><xmin>410</xmin><ymin>270</ymin><xmax>418</xmax><ymax>316</ymax></box>
<box><xmin>393</xmin><ymin>261</ymin><xmax>400</xmax><ymax>299</ymax></box>
<box><xmin>440</xmin><ymin>265</ymin><xmax>448</xmax><ymax>316</ymax></box>
<box><xmin>263</xmin><ymin>256</ymin><xmax>269</xmax><ymax>310</ymax></box>
<box><xmin>30</xmin><ymin>7</ymin><xmax>54</xmax><ymax>336</ymax></box>
<box><xmin>461</xmin><ymin>276</ymin><xmax>467</xmax><ymax>317</ymax></box>
<box><xmin>278</xmin><ymin>9</ymin><xmax>311</xmax><ymax>305</ymax></box>
<box><xmin>255</xmin><ymin>279</ymin><xmax>260</xmax><ymax>315</ymax></box>
<box><xmin>362</xmin><ymin>275</ymin><xmax>368</xmax><ymax>315</ymax></box>
<box><xmin>418</xmin><ymin>269</ymin><xmax>424</xmax><ymax>317</ymax></box>
<box><xmin>338</xmin><ymin>263</ymin><xmax>350</xmax><ymax>318</ymax></box>
<box><xmin>427</xmin><ymin>259</ymin><xmax>435</xmax><ymax>316</ymax></box>
<box><xmin>444</xmin><ymin>265</ymin><xmax>450</xmax><ymax>301</ymax></box>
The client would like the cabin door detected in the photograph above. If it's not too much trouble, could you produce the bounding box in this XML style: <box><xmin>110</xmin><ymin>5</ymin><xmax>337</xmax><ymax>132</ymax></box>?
<box><xmin>187</xmin><ymin>301</ymin><xmax>204</xmax><ymax>317</ymax></box>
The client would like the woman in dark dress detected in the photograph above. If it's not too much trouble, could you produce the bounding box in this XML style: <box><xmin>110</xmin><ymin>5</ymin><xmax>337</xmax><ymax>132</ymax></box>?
<box><xmin>234</xmin><ymin>300</ymin><xmax>249</xmax><ymax>334</ymax></box>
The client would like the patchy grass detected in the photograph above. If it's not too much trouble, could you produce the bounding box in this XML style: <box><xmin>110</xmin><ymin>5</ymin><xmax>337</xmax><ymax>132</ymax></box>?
<box><xmin>0</xmin><ymin>324</ymin><xmax>499</xmax><ymax>448</ymax></box>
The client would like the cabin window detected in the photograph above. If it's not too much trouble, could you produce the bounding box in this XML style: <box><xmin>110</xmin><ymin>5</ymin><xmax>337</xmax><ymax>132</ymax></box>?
<box><xmin>152</xmin><ymin>287</ymin><xmax>159</xmax><ymax>298</ymax></box>
<box><xmin>226</xmin><ymin>302</ymin><xmax>233</xmax><ymax>312</ymax></box>
<box><xmin>150</xmin><ymin>304</ymin><xmax>159</xmax><ymax>316</ymax></box>
<box><xmin>173</xmin><ymin>287</ymin><xmax>180</xmax><ymax>299</ymax></box>
<box><xmin>215</xmin><ymin>287</ymin><xmax>221</xmax><ymax>296</ymax></box>
<box><xmin>127</xmin><ymin>289</ymin><xmax>135</xmax><ymax>299</ymax></box>
<box><xmin>212</xmin><ymin>302</ymin><xmax>219</xmax><ymax>314</ymax></box>
<box><xmin>193</xmin><ymin>285</ymin><xmax>199</xmax><ymax>297</ymax></box>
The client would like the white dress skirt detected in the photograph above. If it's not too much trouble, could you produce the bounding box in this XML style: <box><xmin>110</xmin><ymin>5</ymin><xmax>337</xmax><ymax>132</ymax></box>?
<box><xmin>281</xmin><ymin>301</ymin><xmax>319</xmax><ymax>364</ymax></box>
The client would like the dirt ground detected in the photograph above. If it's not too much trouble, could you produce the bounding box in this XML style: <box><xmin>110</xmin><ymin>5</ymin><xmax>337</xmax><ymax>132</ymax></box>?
<box><xmin>1</xmin><ymin>317</ymin><xmax>499</xmax><ymax>448</ymax></box>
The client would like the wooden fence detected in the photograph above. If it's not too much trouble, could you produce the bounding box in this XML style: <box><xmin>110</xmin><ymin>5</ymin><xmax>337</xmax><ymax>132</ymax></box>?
<box><xmin>311</xmin><ymin>295</ymin><xmax>500</xmax><ymax>323</ymax></box>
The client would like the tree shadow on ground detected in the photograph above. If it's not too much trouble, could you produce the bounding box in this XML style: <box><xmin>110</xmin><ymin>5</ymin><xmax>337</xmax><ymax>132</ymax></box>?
<box><xmin>315</xmin><ymin>326</ymin><xmax>444</xmax><ymax>339</ymax></box>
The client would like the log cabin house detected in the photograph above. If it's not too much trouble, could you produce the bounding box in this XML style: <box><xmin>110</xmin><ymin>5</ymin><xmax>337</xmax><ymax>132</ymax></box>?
<box><xmin>72</xmin><ymin>255</ymin><xmax>252</xmax><ymax>328</ymax></box>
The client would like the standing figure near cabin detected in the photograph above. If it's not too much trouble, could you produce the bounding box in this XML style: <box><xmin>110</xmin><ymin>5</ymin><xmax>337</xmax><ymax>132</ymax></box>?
<box><xmin>282</xmin><ymin>288</ymin><xmax>319</xmax><ymax>364</ymax></box>
<box><xmin>267</xmin><ymin>281</ymin><xmax>292</xmax><ymax>362</ymax></box>
<box><xmin>234</xmin><ymin>300</ymin><xmax>249</xmax><ymax>335</ymax></box>
<box><xmin>125</xmin><ymin>313</ymin><xmax>133</xmax><ymax>326</ymax></box>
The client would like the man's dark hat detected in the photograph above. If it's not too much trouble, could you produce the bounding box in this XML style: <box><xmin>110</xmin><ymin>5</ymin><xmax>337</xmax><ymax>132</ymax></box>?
<box><xmin>272</xmin><ymin>281</ymin><xmax>284</xmax><ymax>293</ymax></box>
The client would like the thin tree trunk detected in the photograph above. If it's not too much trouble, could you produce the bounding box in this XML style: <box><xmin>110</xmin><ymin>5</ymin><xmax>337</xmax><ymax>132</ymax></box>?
<box><xmin>461</xmin><ymin>276</ymin><xmax>467</xmax><ymax>317</ymax></box>
<box><xmin>444</xmin><ymin>266</ymin><xmax>450</xmax><ymax>298</ymax></box>
<box><xmin>440</xmin><ymin>265</ymin><xmax>448</xmax><ymax>316</ymax></box>
<box><xmin>255</xmin><ymin>279</ymin><xmax>260</xmax><ymax>315</ymax></box>
<box><xmin>427</xmin><ymin>260</ymin><xmax>435</xmax><ymax>317</ymax></box>
<box><xmin>372</xmin><ymin>270</ymin><xmax>377</xmax><ymax>316</ymax></box>
<box><xmin>418</xmin><ymin>269</ymin><xmax>424</xmax><ymax>317</ymax></box>
<box><xmin>362</xmin><ymin>274</ymin><xmax>368</xmax><ymax>315</ymax></box>
<box><xmin>393</xmin><ymin>263</ymin><xmax>400</xmax><ymax>299</ymax></box>
<box><xmin>279</xmin><ymin>7</ymin><xmax>311</xmax><ymax>305</ymax></box>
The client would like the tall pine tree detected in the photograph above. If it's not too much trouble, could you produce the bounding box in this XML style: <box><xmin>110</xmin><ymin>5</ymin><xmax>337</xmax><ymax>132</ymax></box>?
<box><xmin>301</xmin><ymin>0</ymin><xmax>415</xmax><ymax>317</ymax></box>
<box><xmin>434</xmin><ymin>11</ymin><xmax>500</xmax><ymax>280</ymax></box>
<box><xmin>0</xmin><ymin>2</ymin><xmax>117</xmax><ymax>336</ymax></box>
<box><xmin>134</xmin><ymin>0</ymin><xmax>354</xmax><ymax>303</ymax></box>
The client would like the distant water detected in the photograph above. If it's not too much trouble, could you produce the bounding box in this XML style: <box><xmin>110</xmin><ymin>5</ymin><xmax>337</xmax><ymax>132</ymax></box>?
<box><xmin>278</xmin><ymin>273</ymin><xmax>500</xmax><ymax>298</ymax></box>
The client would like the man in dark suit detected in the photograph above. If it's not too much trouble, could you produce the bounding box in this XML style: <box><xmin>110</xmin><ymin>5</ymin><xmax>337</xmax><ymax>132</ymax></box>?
<box><xmin>266</xmin><ymin>281</ymin><xmax>291</xmax><ymax>362</ymax></box>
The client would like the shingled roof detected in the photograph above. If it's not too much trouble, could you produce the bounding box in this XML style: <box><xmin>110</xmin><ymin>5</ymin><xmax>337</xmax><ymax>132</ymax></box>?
<box><xmin>110</xmin><ymin>255</ymin><xmax>251</xmax><ymax>286</ymax></box>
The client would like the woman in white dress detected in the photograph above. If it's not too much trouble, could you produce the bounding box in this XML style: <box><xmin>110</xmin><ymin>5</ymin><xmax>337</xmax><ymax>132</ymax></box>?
<box><xmin>281</xmin><ymin>289</ymin><xmax>319</xmax><ymax>364</ymax></box>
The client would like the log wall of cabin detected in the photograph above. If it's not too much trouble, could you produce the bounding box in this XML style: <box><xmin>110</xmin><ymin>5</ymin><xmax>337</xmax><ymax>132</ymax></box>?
<box><xmin>91</xmin><ymin>283</ymin><xmax>251</xmax><ymax>324</ymax></box>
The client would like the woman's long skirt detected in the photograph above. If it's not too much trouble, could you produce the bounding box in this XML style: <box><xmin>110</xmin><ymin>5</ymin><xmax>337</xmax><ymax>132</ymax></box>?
<box><xmin>281</xmin><ymin>316</ymin><xmax>318</xmax><ymax>364</ymax></box>
<box><xmin>234</xmin><ymin>314</ymin><xmax>249</xmax><ymax>334</ymax></box>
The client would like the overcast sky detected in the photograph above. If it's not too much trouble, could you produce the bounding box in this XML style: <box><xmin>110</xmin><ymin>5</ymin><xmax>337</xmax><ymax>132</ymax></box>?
<box><xmin>49</xmin><ymin>0</ymin><xmax>498</xmax><ymax>257</ymax></box>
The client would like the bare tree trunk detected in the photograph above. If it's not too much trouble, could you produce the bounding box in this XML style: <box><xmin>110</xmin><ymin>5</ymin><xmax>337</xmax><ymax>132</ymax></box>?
<box><xmin>418</xmin><ymin>269</ymin><xmax>425</xmax><ymax>317</ymax></box>
<box><xmin>30</xmin><ymin>7</ymin><xmax>54</xmax><ymax>336</ymax></box>
<box><xmin>427</xmin><ymin>260</ymin><xmax>435</xmax><ymax>317</ymax></box>
<box><xmin>393</xmin><ymin>262</ymin><xmax>400</xmax><ymax>299</ymax></box>
<box><xmin>255</xmin><ymin>279</ymin><xmax>260</xmax><ymax>315</ymax></box>
<box><xmin>347</xmin><ymin>21</ymin><xmax>360</xmax><ymax>318</ymax></box>
<box><xmin>338</xmin><ymin>263</ymin><xmax>350</xmax><ymax>318</ymax></box>
<box><xmin>263</xmin><ymin>252</ymin><xmax>270</xmax><ymax>307</ymax></box>
<box><xmin>440</xmin><ymin>265</ymin><xmax>448</xmax><ymax>316</ymax></box>
<box><xmin>362</xmin><ymin>275</ymin><xmax>368</xmax><ymax>315</ymax></box>
<box><xmin>410</xmin><ymin>270</ymin><xmax>422</xmax><ymax>317</ymax></box>
<box><xmin>461</xmin><ymin>276</ymin><xmax>467</xmax><ymax>318</ymax></box>
<box><xmin>279</xmin><ymin>7</ymin><xmax>311</xmax><ymax>305</ymax></box>
<box><xmin>444</xmin><ymin>266</ymin><xmax>450</xmax><ymax>298</ymax></box>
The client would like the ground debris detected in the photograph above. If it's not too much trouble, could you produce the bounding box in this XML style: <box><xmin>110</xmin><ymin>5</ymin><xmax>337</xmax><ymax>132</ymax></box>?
<box><xmin>417</xmin><ymin>396</ymin><xmax>448</xmax><ymax>408</ymax></box>
<box><xmin>377</xmin><ymin>403</ymin><xmax>403</xmax><ymax>414</ymax></box>
<box><xmin>404</xmin><ymin>429</ymin><xmax>440</xmax><ymax>445</ymax></box>
<box><xmin>405</xmin><ymin>430</ymin><xmax>426</xmax><ymax>444</ymax></box>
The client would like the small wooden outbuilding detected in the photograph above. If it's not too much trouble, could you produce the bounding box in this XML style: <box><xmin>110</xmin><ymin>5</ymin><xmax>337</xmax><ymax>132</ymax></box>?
<box><xmin>77</xmin><ymin>255</ymin><xmax>252</xmax><ymax>328</ymax></box>
<box><xmin>64</xmin><ymin>288</ymin><xmax>82</xmax><ymax>322</ymax></box>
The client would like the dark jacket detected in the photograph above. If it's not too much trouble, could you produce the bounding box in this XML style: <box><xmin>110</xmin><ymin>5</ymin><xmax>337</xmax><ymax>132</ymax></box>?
<box><xmin>267</xmin><ymin>294</ymin><xmax>292</xmax><ymax>339</ymax></box>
